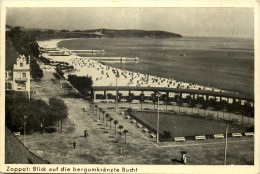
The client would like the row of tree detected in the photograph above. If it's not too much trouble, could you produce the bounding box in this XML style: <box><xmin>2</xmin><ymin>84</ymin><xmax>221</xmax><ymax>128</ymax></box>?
<box><xmin>93</xmin><ymin>105</ymin><xmax>128</xmax><ymax>144</ymax></box>
<box><xmin>6</xmin><ymin>91</ymin><xmax>68</xmax><ymax>134</ymax></box>
<box><xmin>7</xmin><ymin>27</ymin><xmax>43</xmax><ymax>79</ymax></box>
<box><xmin>98</xmin><ymin>92</ymin><xmax>254</xmax><ymax>118</ymax></box>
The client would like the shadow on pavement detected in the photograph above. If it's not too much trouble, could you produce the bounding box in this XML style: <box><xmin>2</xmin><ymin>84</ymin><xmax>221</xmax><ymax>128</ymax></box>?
<box><xmin>128</xmin><ymin>134</ymin><xmax>153</xmax><ymax>142</ymax></box>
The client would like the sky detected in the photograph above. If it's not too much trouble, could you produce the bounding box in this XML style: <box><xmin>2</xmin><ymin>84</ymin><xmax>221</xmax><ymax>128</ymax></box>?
<box><xmin>6</xmin><ymin>7</ymin><xmax>254</xmax><ymax>38</ymax></box>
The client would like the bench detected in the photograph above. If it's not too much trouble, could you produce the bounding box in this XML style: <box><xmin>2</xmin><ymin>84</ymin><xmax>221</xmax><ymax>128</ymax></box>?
<box><xmin>132</xmin><ymin>107</ymin><xmax>139</xmax><ymax>110</ymax></box>
<box><xmin>13</xmin><ymin>132</ymin><xmax>20</xmax><ymax>137</ymax></box>
<box><xmin>157</xmin><ymin>101</ymin><xmax>164</xmax><ymax>105</ymax></box>
<box><xmin>150</xmin><ymin>133</ymin><xmax>156</xmax><ymax>138</ymax></box>
<box><xmin>245</xmin><ymin>132</ymin><xmax>254</xmax><ymax>137</ymax></box>
<box><xmin>132</xmin><ymin>100</ymin><xmax>139</xmax><ymax>104</ymax></box>
<box><xmin>136</xmin><ymin>123</ymin><xmax>142</xmax><ymax>128</ymax></box>
<box><xmin>131</xmin><ymin>119</ymin><xmax>136</xmax><ymax>123</ymax></box>
<box><xmin>232</xmin><ymin>133</ymin><xmax>242</xmax><ymax>138</ymax></box>
<box><xmin>174</xmin><ymin>137</ymin><xmax>186</xmax><ymax>142</ymax></box>
<box><xmin>214</xmin><ymin>134</ymin><xmax>224</xmax><ymax>139</ymax></box>
<box><xmin>143</xmin><ymin>128</ymin><xmax>148</xmax><ymax>132</ymax></box>
<box><xmin>195</xmin><ymin>135</ymin><xmax>206</xmax><ymax>141</ymax></box>
<box><xmin>109</xmin><ymin>99</ymin><xmax>116</xmax><ymax>103</ymax></box>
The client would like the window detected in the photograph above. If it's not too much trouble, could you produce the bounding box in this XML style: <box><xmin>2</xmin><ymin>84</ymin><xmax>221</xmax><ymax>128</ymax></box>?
<box><xmin>5</xmin><ymin>72</ymin><xmax>8</xmax><ymax>79</ymax></box>
<box><xmin>5</xmin><ymin>82</ymin><xmax>12</xmax><ymax>89</ymax></box>
<box><xmin>20</xmin><ymin>63</ymin><xmax>23</xmax><ymax>67</ymax></box>
<box><xmin>17</xmin><ymin>82</ymin><xmax>26</xmax><ymax>89</ymax></box>
<box><xmin>22</xmin><ymin>73</ymin><xmax>26</xmax><ymax>78</ymax></box>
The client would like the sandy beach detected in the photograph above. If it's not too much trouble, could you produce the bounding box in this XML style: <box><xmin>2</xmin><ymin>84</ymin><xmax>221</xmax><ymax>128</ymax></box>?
<box><xmin>38</xmin><ymin>39</ymin><xmax>234</xmax><ymax>99</ymax></box>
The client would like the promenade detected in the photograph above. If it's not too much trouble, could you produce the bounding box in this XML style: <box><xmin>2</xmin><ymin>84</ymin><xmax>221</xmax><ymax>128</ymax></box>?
<box><xmin>19</xmin><ymin>70</ymin><xmax>254</xmax><ymax>164</ymax></box>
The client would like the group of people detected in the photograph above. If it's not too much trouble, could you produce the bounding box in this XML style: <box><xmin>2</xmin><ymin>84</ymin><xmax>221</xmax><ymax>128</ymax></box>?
<box><xmin>68</xmin><ymin>57</ymin><xmax>225</xmax><ymax>94</ymax></box>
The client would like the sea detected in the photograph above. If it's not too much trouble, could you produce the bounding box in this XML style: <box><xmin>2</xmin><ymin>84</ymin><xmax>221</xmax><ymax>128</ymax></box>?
<box><xmin>58</xmin><ymin>37</ymin><xmax>254</xmax><ymax>97</ymax></box>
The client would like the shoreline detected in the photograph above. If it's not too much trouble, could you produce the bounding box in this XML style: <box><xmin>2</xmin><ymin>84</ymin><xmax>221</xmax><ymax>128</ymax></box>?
<box><xmin>38</xmin><ymin>39</ymin><xmax>246</xmax><ymax>100</ymax></box>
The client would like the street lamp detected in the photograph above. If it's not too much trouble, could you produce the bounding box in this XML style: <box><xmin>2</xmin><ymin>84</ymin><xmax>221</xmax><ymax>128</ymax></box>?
<box><xmin>224</xmin><ymin>124</ymin><xmax>229</xmax><ymax>165</ymax></box>
<box><xmin>116</xmin><ymin>70</ymin><xmax>119</xmax><ymax>112</ymax></box>
<box><xmin>24</xmin><ymin>115</ymin><xmax>27</xmax><ymax>145</ymax></box>
<box><xmin>156</xmin><ymin>92</ymin><xmax>161</xmax><ymax>143</ymax></box>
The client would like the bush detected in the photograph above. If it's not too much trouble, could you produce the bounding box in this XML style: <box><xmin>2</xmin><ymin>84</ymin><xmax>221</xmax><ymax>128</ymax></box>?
<box><xmin>67</xmin><ymin>75</ymin><xmax>93</xmax><ymax>96</ymax></box>
<box><xmin>44</xmin><ymin>127</ymin><xmax>56</xmax><ymax>133</ymax></box>
<box><xmin>163</xmin><ymin>131</ymin><xmax>172</xmax><ymax>139</ymax></box>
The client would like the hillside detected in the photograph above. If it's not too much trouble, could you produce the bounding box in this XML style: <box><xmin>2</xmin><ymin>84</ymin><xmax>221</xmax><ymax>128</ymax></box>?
<box><xmin>6</xmin><ymin>25</ymin><xmax>182</xmax><ymax>39</ymax></box>
<box><xmin>85</xmin><ymin>29</ymin><xmax>182</xmax><ymax>38</ymax></box>
<box><xmin>5</xmin><ymin>127</ymin><xmax>49</xmax><ymax>164</ymax></box>
<box><xmin>5</xmin><ymin>36</ymin><xmax>19</xmax><ymax>70</ymax></box>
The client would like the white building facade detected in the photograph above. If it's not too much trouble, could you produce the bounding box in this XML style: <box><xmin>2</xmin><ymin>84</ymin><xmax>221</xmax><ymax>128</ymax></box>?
<box><xmin>5</xmin><ymin>55</ymin><xmax>30</xmax><ymax>98</ymax></box>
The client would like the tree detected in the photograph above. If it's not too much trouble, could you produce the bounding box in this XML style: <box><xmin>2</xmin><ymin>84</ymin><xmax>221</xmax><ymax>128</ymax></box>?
<box><xmin>190</xmin><ymin>98</ymin><xmax>196</xmax><ymax>115</ymax></box>
<box><xmin>29</xmin><ymin>42</ymin><xmax>40</xmax><ymax>57</ymax></box>
<box><xmin>197</xmin><ymin>96</ymin><xmax>204</xmax><ymax>115</ymax></box>
<box><xmin>49</xmin><ymin>98</ymin><xmax>68</xmax><ymax>132</ymax></box>
<box><xmin>139</xmin><ymin>92</ymin><xmax>145</xmax><ymax>110</ymax></box>
<box><xmin>227</xmin><ymin>102</ymin><xmax>236</xmax><ymax>121</ymax></box>
<box><xmin>118</xmin><ymin>93</ymin><xmax>123</xmax><ymax>102</ymax></box>
<box><xmin>123</xmin><ymin>129</ymin><xmax>128</xmax><ymax>144</ymax></box>
<box><xmin>219</xmin><ymin>100</ymin><xmax>228</xmax><ymax>119</ymax></box>
<box><xmin>5</xmin><ymin>91</ymin><xmax>30</xmax><ymax>133</ymax></box>
<box><xmin>201</xmin><ymin>100</ymin><xmax>209</xmax><ymax>117</ymax></box>
<box><xmin>5</xmin><ymin>92</ymin><xmax>58</xmax><ymax>134</ymax></box>
<box><xmin>162</xmin><ymin>94</ymin><xmax>169</xmax><ymax>111</ymax></box>
<box><xmin>108</xmin><ymin>117</ymin><xmax>114</xmax><ymax>130</ymax></box>
<box><xmin>243</xmin><ymin>102</ymin><xmax>252</xmax><ymax>124</ymax></box>
<box><xmin>107</xmin><ymin>93</ymin><xmax>113</xmax><ymax>99</ymax></box>
<box><xmin>128</xmin><ymin>93</ymin><xmax>134</xmax><ymax>108</ymax></box>
<box><xmin>97</xmin><ymin>108</ymin><xmax>102</xmax><ymax>120</ymax></box>
<box><xmin>102</xmin><ymin>110</ymin><xmax>106</xmax><ymax>123</ymax></box>
<box><xmin>163</xmin><ymin>131</ymin><xmax>172</xmax><ymax>139</ymax></box>
<box><xmin>151</xmin><ymin>93</ymin><xmax>157</xmax><ymax>110</ymax></box>
<box><xmin>118</xmin><ymin>125</ymin><xmax>124</xmax><ymax>138</ymax></box>
<box><xmin>95</xmin><ymin>105</ymin><xmax>98</xmax><ymax>117</ymax></box>
<box><xmin>8</xmin><ymin>27</ymin><xmax>40</xmax><ymax>58</ymax></box>
<box><xmin>113</xmin><ymin>120</ymin><xmax>119</xmax><ymax>134</ymax></box>
<box><xmin>176</xmin><ymin>95</ymin><xmax>183</xmax><ymax>113</ymax></box>
<box><xmin>105</xmin><ymin>113</ymin><xmax>110</xmax><ymax>126</ymax></box>
<box><xmin>67</xmin><ymin>75</ymin><xmax>93</xmax><ymax>96</ymax></box>
<box><xmin>173</xmin><ymin>94</ymin><xmax>180</xmax><ymax>112</ymax></box>
<box><xmin>214</xmin><ymin>101</ymin><xmax>221</xmax><ymax>118</ymax></box>
<box><xmin>28</xmin><ymin>99</ymin><xmax>51</xmax><ymax>131</ymax></box>
<box><xmin>31</xmin><ymin>58</ymin><xmax>43</xmax><ymax>79</ymax></box>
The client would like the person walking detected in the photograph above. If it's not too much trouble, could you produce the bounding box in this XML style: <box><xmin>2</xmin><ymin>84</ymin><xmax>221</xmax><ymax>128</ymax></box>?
<box><xmin>73</xmin><ymin>141</ymin><xmax>76</xmax><ymax>149</ymax></box>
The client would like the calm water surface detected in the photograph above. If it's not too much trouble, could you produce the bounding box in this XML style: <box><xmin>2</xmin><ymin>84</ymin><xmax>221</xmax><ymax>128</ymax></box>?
<box><xmin>58</xmin><ymin>37</ymin><xmax>254</xmax><ymax>97</ymax></box>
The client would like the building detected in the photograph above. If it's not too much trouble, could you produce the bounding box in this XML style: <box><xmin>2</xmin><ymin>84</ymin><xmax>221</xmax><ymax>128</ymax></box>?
<box><xmin>5</xmin><ymin>55</ymin><xmax>30</xmax><ymax>98</ymax></box>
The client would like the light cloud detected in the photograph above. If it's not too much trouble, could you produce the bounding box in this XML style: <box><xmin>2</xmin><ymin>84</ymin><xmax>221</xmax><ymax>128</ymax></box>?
<box><xmin>6</xmin><ymin>7</ymin><xmax>254</xmax><ymax>38</ymax></box>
